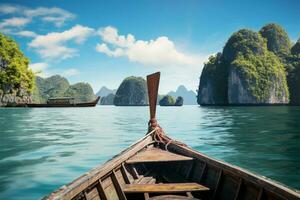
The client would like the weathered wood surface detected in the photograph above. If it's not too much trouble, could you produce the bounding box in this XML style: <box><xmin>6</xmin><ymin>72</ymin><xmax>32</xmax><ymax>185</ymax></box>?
<box><xmin>44</xmin><ymin>131</ymin><xmax>155</xmax><ymax>200</ymax></box>
<box><xmin>149</xmin><ymin>195</ymin><xmax>199</xmax><ymax>200</ymax></box>
<box><xmin>123</xmin><ymin>183</ymin><xmax>209</xmax><ymax>193</ymax></box>
<box><xmin>126</xmin><ymin>147</ymin><xmax>193</xmax><ymax>164</ymax></box>
<box><xmin>165</xmin><ymin>138</ymin><xmax>300</xmax><ymax>200</ymax></box>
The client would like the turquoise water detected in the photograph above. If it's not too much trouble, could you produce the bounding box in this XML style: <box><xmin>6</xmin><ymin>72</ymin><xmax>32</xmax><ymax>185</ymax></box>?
<box><xmin>0</xmin><ymin>106</ymin><xmax>299</xmax><ymax>199</ymax></box>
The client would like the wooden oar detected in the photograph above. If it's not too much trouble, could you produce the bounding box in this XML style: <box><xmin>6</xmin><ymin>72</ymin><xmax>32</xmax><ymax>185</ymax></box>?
<box><xmin>147</xmin><ymin>72</ymin><xmax>160</xmax><ymax>129</ymax></box>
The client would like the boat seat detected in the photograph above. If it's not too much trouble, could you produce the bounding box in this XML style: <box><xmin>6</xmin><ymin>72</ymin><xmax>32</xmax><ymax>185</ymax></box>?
<box><xmin>126</xmin><ymin>148</ymin><xmax>193</xmax><ymax>164</ymax></box>
<box><xmin>123</xmin><ymin>183</ymin><xmax>209</xmax><ymax>193</ymax></box>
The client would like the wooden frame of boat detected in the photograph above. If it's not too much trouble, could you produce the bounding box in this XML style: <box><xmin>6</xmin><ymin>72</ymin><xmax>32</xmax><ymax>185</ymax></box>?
<box><xmin>25</xmin><ymin>96</ymin><xmax>100</xmax><ymax>107</ymax></box>
<box><xmin>44</xmin><ymin>72</ymin><xmax>300</xmax><ymax>200</ymax></box>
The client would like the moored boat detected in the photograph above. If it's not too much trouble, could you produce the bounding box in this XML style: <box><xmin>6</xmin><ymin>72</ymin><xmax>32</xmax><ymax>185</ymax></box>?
<box><xmin>25</xmin><ymin>96</ymin><xmax>100</xmax><ymax>107</ymax></box>
<box><xmin>44</xmin><ymin>72</ymin><xmax>300</xmax><ymax>200</ymax></box>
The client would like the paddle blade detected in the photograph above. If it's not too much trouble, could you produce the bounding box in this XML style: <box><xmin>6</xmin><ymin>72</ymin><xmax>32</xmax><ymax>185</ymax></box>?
<box><xmin>147</xmin><ymin>72</ymin><xmax>160</xmax><ymax>120</ymax></box>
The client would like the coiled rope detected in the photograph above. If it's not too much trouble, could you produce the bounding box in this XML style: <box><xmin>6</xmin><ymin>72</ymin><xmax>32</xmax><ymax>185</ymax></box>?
<box><xmin>148</xmin><ymin>118</ymin><xmax>187</xmax><ymax>151</ymax></box>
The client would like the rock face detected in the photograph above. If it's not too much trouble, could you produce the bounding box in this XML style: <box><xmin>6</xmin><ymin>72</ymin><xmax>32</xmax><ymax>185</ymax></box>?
<box><xmin>197</xmin><ymin>24</ymin><xmax>291</xmax><ymax>105</ymax></box>
<box><xmin>291</xmin><ymin>39</ymin><xmax>300</xmax><ymax>55</ymax></box>
<box><xmin>33</xmin><ymin>75</ymin><xmax>95</xmax><ymax>103</ymax></box>
<box><xmin>168</xmin><ymin>85</ymin><xmax>196</xmax><ymax>104</ymax></box>
<box><xmin>114</xmin><ymin>76</ymin><xmax>148</xmax><ymax>106</ymax></box>
<box><xmin>33</xmin><ymin>75</ymin><xmax>70</xmax><ymax>103</ymax></box>
<box><xmin>100</xmin><ymin>93</ymin><xmax>115</xmax><ymax>105</ymax></box>
<box><xmin>197</xmin><ymin>53</ymin><xmax>228</xmax><ymax>105</ymax></box>
<box><xmin>259</xmin><ymin>23</ymin><xmax>291</xmax><ymax>57</ymax></box>
<box><xmin>287</xmin><ymin>39</ymin><xmax>300</xmax><ymax>105</ymax></box>
<box><xmin>159</xmin><ymin>95</ymin><xmax>175</xmax><ymax>106</ymax></box>
<box><xmin>175</xmin><ymin>96</ymin><xmax>184</xmax><ymax>106</ymax></box>
<box><xmin>0</xmin><ymin>33</ymin><xmax>34</xmax><ymax>106</ymax></box>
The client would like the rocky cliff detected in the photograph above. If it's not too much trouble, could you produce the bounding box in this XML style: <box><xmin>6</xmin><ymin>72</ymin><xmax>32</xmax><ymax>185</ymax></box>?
<box><xmin>100</xmin><ymin>93</ymin><xmax>115</xmax><ymax>105</ymax></box>
<box><xmin>0</xmin><ymin>33</ymin><xmax>34</xmax><ymax>106</ymax></box>
<box><xmin>159</xmin><ymin>95</ymin><xmax>175</xmax><ymax>106</ymax></box>
<box><xmin>33</xmin><ymin>75</ymin><xmax>95</xmax><ymax>103</ymax></box>
<box><xmin>197</xmin><ymin>24</ymin><xmax>292</xmax><ymax>105</ymax></box>
<box><xmin>114</xmin><ymin>76</ymin><xmax>148</xmax><ymax>106</ymax></box>
<box><xmin>64</xmin><ymin>82</ymin><xmax>96</xmax><ymax>103</ymax></box>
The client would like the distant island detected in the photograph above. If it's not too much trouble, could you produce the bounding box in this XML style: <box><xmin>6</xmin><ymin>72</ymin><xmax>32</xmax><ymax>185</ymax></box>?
<box><xmin>197</xmin><ymin>23</ymin><xmax>300</xmax><ymax>105</ymax></box>
<box><xmin>33</xmin><ymin>75</ymin><xmax>96</xmax><ymax>104</ymax></box>
<box><xmin>167</xmin><ymin>85</ymin><xmax>197</xmax><ymax>105</ymax></box>
<box><xmin>98</xmin><ymin>85</ymin><xmax>194</xmax><ymax>106</ymax></box>
<box><xmin>159</xmin><ymin>95</ymin><xmax>183</xmax><ymax>106</ymax></box>
<box><xmin>114</xmin><ymin>76</ymin><xmax>148</xmax><ymax>106</ymax></box>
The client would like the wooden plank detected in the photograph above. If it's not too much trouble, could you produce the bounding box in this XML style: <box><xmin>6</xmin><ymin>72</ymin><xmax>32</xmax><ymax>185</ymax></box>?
<box><xmin>126</xmin><ymin>148</ymin><xmax>193</xmax><ymax>164</ymax></box>
<box><xmin>234</xmin><ymin>178</ymin><xmax>242</xmax><ymax>200</ymax></box>
<box><xmin>133</xmin><ymin>177</ymin><xmax>156</xmax><ymax>184</ymax></box>
<box><xmin>123</xmin><ymin>183</ymin><xmax>209</xmax><ymax>193</ymax></box>
<box><xmin>111</xmin><ymin>170</ymin><xmax>127</xmax><ymax>200</ymax></box>
<box><xmin>45</xmin><ymin>132</ymin><xmax>154</xmax><ymax>200</ymax></box>
<box><xmin>257</xmin><ymin>188</ymin><xmax>263</xmax><ymax>200</ymax></box>
<box><xmin>212</xmin><ymin>169</ymin><xmax>222</xmax><ymax>200</ymax></box>
<box><xmin>165</xmin><ymin>141</ymin><xmax>300</xmax><ymax>200</ymax></box>
<box><xmin>144</xmin><ymin>193</ymin><xmax>150</xmax><ymax>200</ymax></box>
<box><xmin>96</xmin><ymin>180</ymin><xmax>107</xmax><ymax>200</ymax></box>
<box><xmin>121</xmin><ymin>163</ymin><xmax>131</xmax><ymax>184</ymax></box>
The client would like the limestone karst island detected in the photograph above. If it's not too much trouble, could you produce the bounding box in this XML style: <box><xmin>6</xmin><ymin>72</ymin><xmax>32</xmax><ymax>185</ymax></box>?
<box><xmin>0</xmin><ymin>1</ymin><xmax>299</xmax><ymax>200</ymax></box>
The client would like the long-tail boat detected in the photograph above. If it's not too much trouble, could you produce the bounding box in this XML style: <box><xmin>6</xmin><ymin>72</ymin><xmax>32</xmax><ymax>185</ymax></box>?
<box><xmin>44</xmin><ymin>72</ymin><xmax>300</xmax><ymax>200</ymax></box>
<box><xmin>25</xmin><ymin>96</ymin><xmax>100</xmax><ymax>107</ymax></box>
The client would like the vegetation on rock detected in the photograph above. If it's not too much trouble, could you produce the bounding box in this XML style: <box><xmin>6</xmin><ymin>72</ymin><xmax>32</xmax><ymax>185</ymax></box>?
<box><xmin>291</xmin><ymin>39</ymin><xmax>300</xmax><ymax>55</ymax></box>
<box><xmin>259</xmin><ymin>23</ymin><xmax>291</xmax><ymax>58</ymax></box>
<box><xmin>33</xmin><ymin>75</ymin><xmax>95</xmax><ymax>103</ymax></box>
<box><xmin>159</xmin><ymin>95</ymin><xmax>175</xmax><ymax>106</ymax></box>
<box><xmin>64</xmin><ymin>82</ymin><xmax>96</xmax><ymax>103</ymax></box>
<box><xmin>198</xmin><ymin>24</ymin><xmax>293</xmax><ymax>105</ymax></box>
<box><xmin>114</xmin><ymin>76</ymin><xmax>148</xmax><ymax>106</ymax></box>
<box><xmin>175</xmin><ymin>96</ymin><xmax>184</xmax><ymax>106</ymax></box>
<box><xmin>0</xmin><ymin>33</ymin><xmax>34</xmax><ymax>106</ymax></box>
<box><xmin>197</xmin><ymin>53</ymin><xmax>228</xmax><ymax>105</ymax></box>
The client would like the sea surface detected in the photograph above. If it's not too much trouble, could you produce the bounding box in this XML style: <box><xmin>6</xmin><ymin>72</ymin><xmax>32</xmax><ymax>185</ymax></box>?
<box><xmin>0</xmin><ymin>106</ymin><xmax>299</xmax><ymax>199</ymax></box>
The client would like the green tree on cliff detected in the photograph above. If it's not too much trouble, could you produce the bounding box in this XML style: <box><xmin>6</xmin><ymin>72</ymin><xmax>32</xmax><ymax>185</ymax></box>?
<box><xmin>0</xmin><ymin>33</ymin><xmax>34</xmax><ymax>93</ymax></box>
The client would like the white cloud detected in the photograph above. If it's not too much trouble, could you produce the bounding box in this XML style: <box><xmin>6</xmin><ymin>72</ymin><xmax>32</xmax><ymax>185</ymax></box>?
<box><xmin>96</xmin><ymin>26</ymin><xmax>202</xmax><ymax>67</ymax></box>
<box><xmin>29</xmin><ymin>62</ymin><xmax>49</xmax><ymax>77</ymax></box>
<box><xmin>28</xmin><ymin>25</ymin><xmax>94</xmax><ymax>60</ymax></box>
<box><xmin>63</xmin><ymin>68</ymin><xmax>80</xmax><ymax>77</ymax></box>
<box><xmin>0</xmin><ymin>4</ymin><xmax>75</xmax><ymax>28</ymax></box>
<box><xmin>96</xmin><ymin>26</ymin><xmax>210</xmax><ymax>93</ymax></box>
<box><xmin>0</xmin><ymin>17</ymin><xmax>30</xmax><ymax>28</ymax></box>
<box><xmin>0</xmin><ymin>4</ymin><xmax>21</xmax><ymax>14</ymax></box>
<box><xmin>14</xmin><ymin>30</ymin><xmax>37</xmax><ymax>38</ymax></box>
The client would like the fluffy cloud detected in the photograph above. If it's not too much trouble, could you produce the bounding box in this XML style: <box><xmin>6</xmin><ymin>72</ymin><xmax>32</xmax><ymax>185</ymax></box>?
<box><xmin>0</xmin><ymin>4</ymin><xmax>75</xmax><ymax>28</ymax></box>
<box><xmin>96</xmin><ymin>26</ymin><xmax>210</xmax><ymax>93</ymax></box>
<box><xmin>28</xmin><ymin>25</ymin><xmax>94</xmax><ymax>60</ymax></box>
<box><xmin>0</xmin><ymin>17</ymin><xmax>30</xmax><ymax>28</ymax></box>
<box><xmin>96</xmin><ymin>26</ymin><xmax>202</xmax><ymax>67</ymax></box>
<box><xmin>14</xmin><ymin>30</ymin><xmax>37</xmax><ymax>38</ymax></box>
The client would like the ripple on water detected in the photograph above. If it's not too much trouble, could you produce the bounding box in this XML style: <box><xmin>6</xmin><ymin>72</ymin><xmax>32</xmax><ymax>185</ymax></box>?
<box><xmin>0</xmin><ymin>106</ymin><xmax>299</xmax><ymax>199</ymax></box>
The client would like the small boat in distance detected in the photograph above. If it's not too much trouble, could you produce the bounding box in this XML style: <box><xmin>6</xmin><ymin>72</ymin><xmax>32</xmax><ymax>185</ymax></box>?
<box><xmin>26</xmin><ymin>96</ymin><xmax>100</xmax><ymax>107</ymax></box>
<box><xmin>44</xmin><ymin>72</ymin><xmax>300</xmax><ymax>200</ymax></box>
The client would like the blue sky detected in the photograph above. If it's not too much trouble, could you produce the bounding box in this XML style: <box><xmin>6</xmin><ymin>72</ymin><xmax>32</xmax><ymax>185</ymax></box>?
<box><xmin>0</xmin><ymin>0</ymin><xmax>299</xmax><ymax>93</ymax></box>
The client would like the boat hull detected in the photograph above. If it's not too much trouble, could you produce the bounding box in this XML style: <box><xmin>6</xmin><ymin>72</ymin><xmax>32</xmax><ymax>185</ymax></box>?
<box><xmin>44</xmin><ymin>131</ymin><xmax>300</xmax><ymax>200</ymax></box>
<box><xmin>25</xmin><ymin>96</ymin><xmax>100</xmax><ymax>107</ymax></box>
